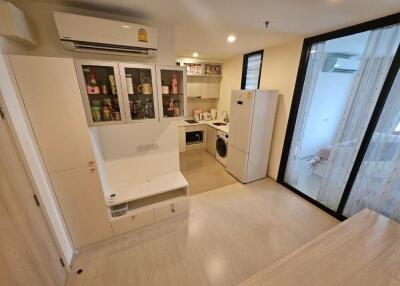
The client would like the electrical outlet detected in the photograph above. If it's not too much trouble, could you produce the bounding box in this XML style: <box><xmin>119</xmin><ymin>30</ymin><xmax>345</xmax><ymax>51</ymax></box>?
<box><xmin>137</xmin><ymin>143</ymin><xmax>159</xmax><ymax>152</ymax></box>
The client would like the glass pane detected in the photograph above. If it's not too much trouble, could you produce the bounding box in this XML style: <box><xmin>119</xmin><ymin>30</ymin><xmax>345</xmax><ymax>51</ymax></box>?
<box><xmin>82</xmin><ymin>65</ymin><xmax>122</xmax><ymax>123</ymax></box>
<box><xmin>124</xmin><ymin>67</ymin><xmax>155</xmax><ymax>120</ymax></box>
<box><xmin>244</xmin><ymin>53</ymin><xmax>262</xmax><ymax>89</ymax></box>
<box><xmin>284</xmin><ymin>24</ymin><xmax>400</xmax><ymax>211</ymax></box>
<box><xmin>343</xmin><ymin>67</ymin><xmax>400</xmax><ymax>221</ymax></box>
<box><xmin>160</xmin><ymin>69</ymin><xmax>184</xmax><ymax>118</ymax></box>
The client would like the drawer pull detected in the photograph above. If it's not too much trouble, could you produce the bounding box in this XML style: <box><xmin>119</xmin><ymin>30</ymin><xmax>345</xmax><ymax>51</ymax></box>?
<box><xmin>130</xmin><ymin>215</ymin><xmax>136</xmax><ymax>219</ymax></box>
<box><xmin>171</xmin><ymin>204</ymin><xmax>176</xmax><ymax>213</ymax></box>
<box><xmin>90</xmin><ymin>168</ymin><xmax>96</xmax><ymax>172</ymax></box>
<box><xmin>88</xmin><ymin>161</ymin><xmax>95</xmax><ymax>165</ymax></box>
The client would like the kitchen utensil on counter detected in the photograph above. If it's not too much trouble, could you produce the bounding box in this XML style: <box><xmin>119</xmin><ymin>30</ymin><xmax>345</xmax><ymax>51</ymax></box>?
<box><xmin>138</xmin><ymin>83</ymin><xmax>152</xmax><ymax>95</ymax></box>
<box><xmin>193</xmin><ymin>109</ymin><xmax>202</xmax><ymax>121</ymax></box>
<box><xmin>202</xmin><ymin>112</ymin><xmax>211</xmax><ymax>121</ymax></box>
<box><xmin>126</xmin><ymin>74</ymin><xmax>134</xmax><ymax>95</ymax></box>
<box><xmin>210</xmin><ymin>108</ymin><xmax>217</xmax><ymax>120</ymax></box>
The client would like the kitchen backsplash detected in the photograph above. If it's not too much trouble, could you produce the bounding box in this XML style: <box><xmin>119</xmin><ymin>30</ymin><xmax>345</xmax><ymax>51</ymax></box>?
<box><xmin>187</xmin><ymin>98</ymin><xmax>218</xmax><ymax>118</ymax></box>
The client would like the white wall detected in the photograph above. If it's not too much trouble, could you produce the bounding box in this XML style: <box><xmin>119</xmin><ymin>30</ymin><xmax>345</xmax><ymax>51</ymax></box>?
<box><xmin>218</xmin><ymin>40</ymin><xmax>303</xmax><ymax>180</ymax></box>
<box><xmin>260</xmin><ymin>40</ymin><xmax>303</xmax><ymax>179</ymax></box>
<box><xmin>217</xmin><ymin>54</ymin><xmax>243</xmax><ymax>116</ymax></box>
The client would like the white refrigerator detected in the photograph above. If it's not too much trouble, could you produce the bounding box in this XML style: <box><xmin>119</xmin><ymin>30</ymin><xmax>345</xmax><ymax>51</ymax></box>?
<box><xmin>227</xmin><ymin>90</ymin><xmax>278</xmax><ymax>183</ymax></box>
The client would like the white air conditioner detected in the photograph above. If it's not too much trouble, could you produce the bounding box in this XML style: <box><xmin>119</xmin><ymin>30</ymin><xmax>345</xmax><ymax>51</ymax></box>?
<box><xmin>53</xmin><ymin>12</ymin><xmax>157</xmax><ymax>57</ymax></box>
<box><xmin>323</xmin><ymin>55</ymin><xmax>360</xmax><ymax>73</ymax></box>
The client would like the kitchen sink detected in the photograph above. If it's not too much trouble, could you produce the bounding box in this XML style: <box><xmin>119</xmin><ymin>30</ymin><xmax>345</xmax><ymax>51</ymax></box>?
<box><xmin>213</xmin><ymin>122</ymin><xmax>227</xmax><ymax>126</ymax></box>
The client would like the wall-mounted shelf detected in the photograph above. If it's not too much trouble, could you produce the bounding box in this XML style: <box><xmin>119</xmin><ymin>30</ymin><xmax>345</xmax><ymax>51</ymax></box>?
<box><xmin>177</xmin><ymin>59</ymin><xmax>223</xmax><ymax>77</ymax></box>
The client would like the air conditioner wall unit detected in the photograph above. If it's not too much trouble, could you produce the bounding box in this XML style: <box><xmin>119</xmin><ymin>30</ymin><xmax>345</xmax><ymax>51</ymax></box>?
<box><xmin>323</xmin><ymin>54</ymin><xmax>360</xmax><ymax>73</ymax></box>
<box><xmin>53</xmin><ymin>12</ymin><xmax>157</xmax><ymax>57</ymax></box>
<box><xmin>0</xmin><ymin>1</ymin><xmax>36</xmax><ymax>46</ymax></box>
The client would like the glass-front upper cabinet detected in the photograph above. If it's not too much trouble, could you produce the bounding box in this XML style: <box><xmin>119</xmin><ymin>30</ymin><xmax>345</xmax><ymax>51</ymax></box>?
<box><xmin>156</xmin><ymin>66</ymin><xmax>187</xmax><ymax>120</ymax></box>
<box><xmin>119</xmin><ymin>63</ymin><xmax>158</xmax><ymax>123</ymax></box>
<box><xmin>75</xmin><ymin>60</ymin><xmax>126</xmax><ymax>126</ymax></box>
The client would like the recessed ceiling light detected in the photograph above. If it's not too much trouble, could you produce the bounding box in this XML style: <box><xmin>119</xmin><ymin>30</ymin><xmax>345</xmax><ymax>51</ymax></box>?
<box><xmin>122</xmin><ymin>25</ymin><xmax>130</xmax><ymax>28</ymax></box>
<box><xmin>227</xmin><ymin>35</ymin><xmax>236</xmax><ymax>43</ymax></box>
<box><xmin>193</xmin><ymin>52</ymin><xmax>199</xmax><ymax>57</ymax></box>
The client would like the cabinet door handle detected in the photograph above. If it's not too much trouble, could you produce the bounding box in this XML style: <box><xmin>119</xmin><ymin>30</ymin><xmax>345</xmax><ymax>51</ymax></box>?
<box><xmin>171</xmin><ymin>204</ymin><xmax>176</xmax><ymax>213</ymax></box>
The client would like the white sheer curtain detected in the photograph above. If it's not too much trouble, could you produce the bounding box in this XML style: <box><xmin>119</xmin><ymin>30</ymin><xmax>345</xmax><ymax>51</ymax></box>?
<box><xmin>343</xmin><ymin>70</ymin><xmax>400</xmax><ymax>221</ymax></box>
<box><xmin>285</xmin><ymin>42</ymin><xmax>326</xmax><ymax>185</ymax></box>
<box><xmin>316</xmin><ymin>24</ymin><xmax>400</xmax><ymax>210</ymax></box>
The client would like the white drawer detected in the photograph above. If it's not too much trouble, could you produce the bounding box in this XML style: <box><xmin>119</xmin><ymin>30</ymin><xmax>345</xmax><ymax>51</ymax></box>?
<box><xmin>111</xmin><ymin>209</ymin><xmax>154</xmax><ymax>236</ymax></box>
<box><xmin>154</xmin><ymin>199</ymin><xmax>190</xmax><ymax>222</ymax></box>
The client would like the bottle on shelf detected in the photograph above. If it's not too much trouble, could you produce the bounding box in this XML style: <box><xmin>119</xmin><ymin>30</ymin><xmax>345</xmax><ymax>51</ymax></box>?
<box><xmin>108</xmin><ymin>75</ymin><xmax>117</xmax><ymax>95</ymax></box>
<box><xmin>102</xmin><ymin>104</ymin><xmax>112</xmax><ymax>121</ymax></box>
<box><xmin>99</xmin><ymin>82</ymin><xmax>108</xmax><ymax>95</ymax></box>
<box><xmin>171</xmin><ymin>73</ymin><xmax>179</xmax><ymax>95</ymax></box>
<box><xmin>86</xmin><ymin>69</ymin><xmax>100</xmax><ymax>95</ymax></box>
<box><xmin>91</xmin><ymin>99</ymin><xmax>102</xmax><ymax>122</ymax></box>
<box><xmin>126</xmin><ymin>74</ymin><xmax>134</xmax><ymax>95</ymax></box>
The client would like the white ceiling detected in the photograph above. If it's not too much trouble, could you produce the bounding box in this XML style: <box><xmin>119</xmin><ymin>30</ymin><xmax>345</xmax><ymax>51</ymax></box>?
<box><xmin>37</xmin><ymin>0</ymin><xmax>400</xmax><ymax>59</ymax></box>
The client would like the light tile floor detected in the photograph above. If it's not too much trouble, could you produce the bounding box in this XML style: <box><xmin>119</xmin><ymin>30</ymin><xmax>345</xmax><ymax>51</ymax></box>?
<box><xmin>66</xmin><ymin>178</ymin><xmax>338</xmax><ymax>286</ymax></box>
<box><xmin>180</xmin><ymin>150</ymin><xmax>237</xmax><ymax>195</ymax></box>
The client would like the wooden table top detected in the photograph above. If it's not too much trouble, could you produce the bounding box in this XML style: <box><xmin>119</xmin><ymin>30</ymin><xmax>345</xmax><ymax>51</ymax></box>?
<box><xmin>240</xmin><ymin>209</ymin><xmax>400</xmax><ymax>286</ymax></box>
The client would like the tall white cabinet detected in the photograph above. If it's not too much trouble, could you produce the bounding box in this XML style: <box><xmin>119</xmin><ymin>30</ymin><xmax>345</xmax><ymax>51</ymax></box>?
<box><xmin>9</xmin><ymin>56</ymin><xmax>113</xmax><ymax>249</ymax></box>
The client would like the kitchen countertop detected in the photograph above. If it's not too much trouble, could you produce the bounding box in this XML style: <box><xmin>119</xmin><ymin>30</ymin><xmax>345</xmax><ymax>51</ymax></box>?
<box><xmin>178</xmin><ymin>119</ymin><xmax>229</xmax><ymax>133</ymax></box>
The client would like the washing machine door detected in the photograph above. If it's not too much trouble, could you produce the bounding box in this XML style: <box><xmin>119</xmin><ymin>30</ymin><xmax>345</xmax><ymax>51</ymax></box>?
<box><xmin>216</xmin><ymin>137</ymin><xmax>227</xmax><ymax>158</ymax></box>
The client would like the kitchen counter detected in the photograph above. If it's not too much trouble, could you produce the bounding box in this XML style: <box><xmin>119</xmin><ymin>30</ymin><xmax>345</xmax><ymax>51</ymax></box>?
<box><xmin>239</xmin><ymin>209</ymin><xmax>400</xmax><ymax>286</ymax></box>
<box><xmin>178</xmin><ymin>119</ymin><xmax>229</xmax><ymax>133</ymax></box>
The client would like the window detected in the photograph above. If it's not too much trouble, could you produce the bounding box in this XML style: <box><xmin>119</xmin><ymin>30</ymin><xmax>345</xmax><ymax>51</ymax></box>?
<box><xmin>241</xmin><ymin>50</ymin><xmax>263</xmax><ymax>89</ymax></box>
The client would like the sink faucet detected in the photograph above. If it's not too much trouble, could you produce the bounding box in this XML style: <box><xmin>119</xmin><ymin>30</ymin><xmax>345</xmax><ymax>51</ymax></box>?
<box><xmin>221</xmin><ymin>111</ymin><xmax>229</xmax><ymax>124</ymax></box>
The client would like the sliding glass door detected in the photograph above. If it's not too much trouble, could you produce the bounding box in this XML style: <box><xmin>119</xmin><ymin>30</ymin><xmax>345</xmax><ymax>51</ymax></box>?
<box><xmin>343</xmin><ymin>67</ymin><xmax>400</xmax><ymax>221</ymax></box>
<box><xmin>279</xmin><ymin>14</ymin><xmax>400</xmax><ymax>218</ymax></box>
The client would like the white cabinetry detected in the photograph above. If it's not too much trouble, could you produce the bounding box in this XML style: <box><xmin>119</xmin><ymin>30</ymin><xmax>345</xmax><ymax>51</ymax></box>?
<box><xmin>206</xmin><ymin>125</ymin><xmax>217</xmax><ymax>156</ymax></box>
<box><xmin>9</xmin><ymin>56</ymin><xmax>95</xmax><ymax>173</ymax></box>
<box><xmin>187</xmin><ymin>77</ymin><xmax>220</xmax><ymax>99</ymax></box>
<box><xmin>9</xmin><ymin>55</ymin><xmax>112</xmax><ymax>249</ymax></box>
<box><xmin>75</xmin><ymin>61</ymin><xmax>187</xmax><ymax>125</ymax></box>
<box><xmin>50</xmin><ymin>166</ymin><xmax>112</xmax><ymax>248</ymax></box>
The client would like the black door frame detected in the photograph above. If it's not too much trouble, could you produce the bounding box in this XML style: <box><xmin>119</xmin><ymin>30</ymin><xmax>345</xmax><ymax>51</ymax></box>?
<box><xmin>277</xmin><ymin>12</ymin><xmax>400</xmax><ymax>221</ymax></box>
